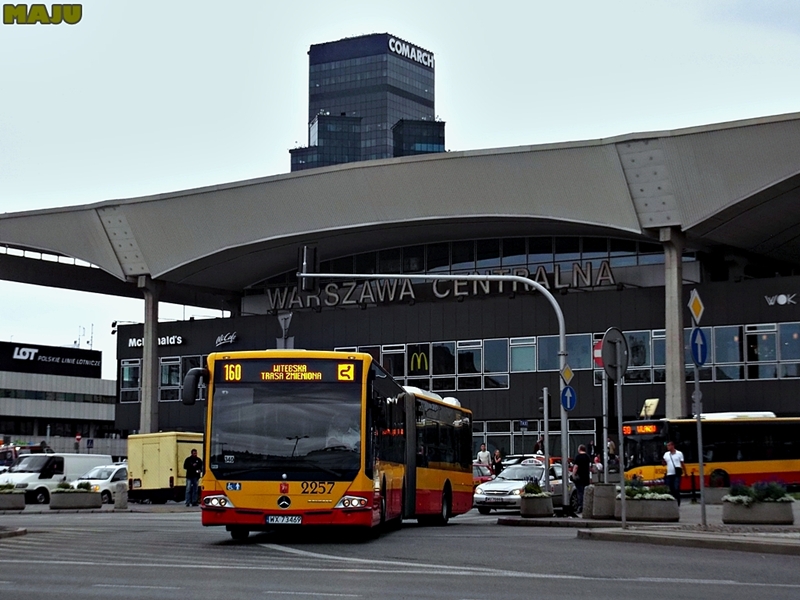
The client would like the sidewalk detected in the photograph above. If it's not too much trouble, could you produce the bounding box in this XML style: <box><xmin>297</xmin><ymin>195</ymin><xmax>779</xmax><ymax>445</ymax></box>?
<box><xmin>498</xmin><ymin>501</ymin><xmax>800</xmax><ymax>556</ymax></box>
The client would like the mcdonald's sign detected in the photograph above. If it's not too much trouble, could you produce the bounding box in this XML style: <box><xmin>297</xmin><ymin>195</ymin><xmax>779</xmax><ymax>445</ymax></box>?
<box><xmin>408</xmin><ymin>348</ymin><xmax>429</xmax><ymax>375</ymax></box>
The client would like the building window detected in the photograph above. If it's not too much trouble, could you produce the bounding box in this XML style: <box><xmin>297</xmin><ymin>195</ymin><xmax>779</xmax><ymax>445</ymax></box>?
<box><xmin>120</xmin><ymin>359</ymin><xmax>140</xmax><ymax>404</ymax></box>
<box><xmin>159</xmin><ymin>357</ymin><xmax>181</xmax><ymax>402</ymax></box>
<box><xmin>483</xmin><ymin>339</ymin><xmax>508</xmax><ymax>373</ymax></box>
<box><xmin>510</xmin><ymin>337</ymin><xmax>536</xmax><ymax>372</ymax></box>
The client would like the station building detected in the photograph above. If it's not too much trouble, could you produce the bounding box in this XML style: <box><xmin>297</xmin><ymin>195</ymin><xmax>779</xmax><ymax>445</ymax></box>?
<box><xmin>2</xmin><ymin>112</ymin><xmax>800</xmax><ymax>457</ymax></box>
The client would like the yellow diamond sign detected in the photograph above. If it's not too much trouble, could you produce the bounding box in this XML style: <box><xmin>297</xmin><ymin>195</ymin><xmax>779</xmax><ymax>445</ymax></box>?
<box><xmin>688</xmin><ymin>289</ymin><xmax>704</xmax><ymax>324</ymax></box>
<box><xmin>560</xmin><ymin>364</ymin><xmax>574</xmax><ymax>385</ymax></box>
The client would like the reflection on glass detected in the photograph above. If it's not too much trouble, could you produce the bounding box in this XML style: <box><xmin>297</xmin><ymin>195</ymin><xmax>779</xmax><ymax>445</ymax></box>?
<box><xmin>458</xmin><ymin>348</ymin><xmax>481</xmax><ymax>374</ymax></box>
<box><xmin>451</xmin><ymin>241</ymin><xmax>474</xmax><ymax>271</ymax></box>
<box><xmin>432</xmin><ymin>342</ymin><xmax>456</xmax><ymax>375</ymax></box>
<box><xmin>483</xmin><ymin>339</ymin><xmax>508</xmax><ymax>373</ymax></box>
<box><xmin>779</xmin><ymin>323</ymin><xmax>800</xmax><ymax>360</ymax></box>
<box><xmin>511</xmin><ymin>346</ymin><xmax>536</xmax><ymax>372</ymax></box>
<box><xmin>715</xmin><ymin>365</ymin><xmax>744</xmax><ymax>381</ymax></box>
<box><xmin>625</xmin><ymin>331</ymin><xmax>651</xmax><ymax>367</ymax></box>
<box><xmin>714</xmin><ymin>326</ymin><xmax>743</xmax><ymax>363</ymax></box>
<box><xmin>502</xmin><ymin>238</ymin><xmax>526</xmax><ymax>265</ymax></box>
<box><xmin>554</xmin><ymin>237</ymin><xmax>580</xmax><ymax>260</ymax></box>
<box><xmin>427</xmin><ymin>243</ymin><xmax>449</xmax><ymax>272</ymax></box>
<box><xmin>476</xmin><ymin>239</ymin><xmax>500</xmax><ymax>269</ymax></box>
<box><xmin>382</xmin><ymin>353</ymin><xmax>405</xmax><ymax>378</ymax></box>
<box><xmin>538</xmin><ymin>336</ymin><xmax>559</xmax><ymax>371</ymax></box>
<box><xmin>746</xmin><ymin>332</ymin><xmax>776</xmax><ymax>362</ymax></box>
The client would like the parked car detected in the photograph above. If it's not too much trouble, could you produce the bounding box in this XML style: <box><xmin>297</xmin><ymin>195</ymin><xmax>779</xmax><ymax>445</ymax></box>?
<box><xmin>73</xmin><ymin>463</ymin><xmax>128</xmax><ymax>504</ymax></box>
<box><xmin>473</xmin><ymin>458</ymin><xmax>578</xmax><ymax>515</ymax></box>
<box><xmin>472</xmin><ymin>463</ymin><xmax>493</xmax><ymax>491</ymax></box>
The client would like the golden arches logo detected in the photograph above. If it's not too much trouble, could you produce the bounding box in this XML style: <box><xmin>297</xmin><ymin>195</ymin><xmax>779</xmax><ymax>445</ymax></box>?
<box><xmin>409</xmin><ymin>352</ymin><xmax>428</xmax><ymax>373</ymax></box>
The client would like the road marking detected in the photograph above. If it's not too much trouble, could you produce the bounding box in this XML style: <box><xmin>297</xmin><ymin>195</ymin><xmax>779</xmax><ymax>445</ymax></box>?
<box><xmin>0</xmin><ymin>558</ymin><xmax>796</xmax><ymax>590</ymax></box>
<box><xmin>261</xmin><ymin>592</ymin><xmax>360</xmax><ymax>597</ymax></box>
<box><xmin>94</xmin><ymin>584</ymin><xmax>181</xmax><ymax>589</ymax></box>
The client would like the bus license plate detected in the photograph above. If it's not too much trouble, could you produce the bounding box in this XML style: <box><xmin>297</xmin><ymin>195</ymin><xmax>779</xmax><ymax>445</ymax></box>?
<box><xmin>267</xmin><ymin>515</ymin><xmax>302</xmax><ymax>525</ymax></box>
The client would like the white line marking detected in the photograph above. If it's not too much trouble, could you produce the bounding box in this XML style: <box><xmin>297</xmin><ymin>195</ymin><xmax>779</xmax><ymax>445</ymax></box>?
<box><xmin>94</xmin><ymin>584</ymin><xmax>181</xmax><ymax>589</ymax></box>
<box><xmin>0</xmin><ymin>558</ymin><xmax>795</xmax><ymax>590</ymax></box>
<box><xmin>261</xmin><ymin>592</ymin><xmax>360</xmax><ymax>597</ymax></box>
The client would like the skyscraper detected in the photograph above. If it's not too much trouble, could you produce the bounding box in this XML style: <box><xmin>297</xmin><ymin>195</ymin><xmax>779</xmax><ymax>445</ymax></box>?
<box><xmin>290</xmin><ymin>33</ymin><xmax>444</xmax><ymax>171</ymax></box>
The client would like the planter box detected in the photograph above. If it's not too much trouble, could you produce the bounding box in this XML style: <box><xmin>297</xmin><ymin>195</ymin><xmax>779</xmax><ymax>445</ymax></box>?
<box><xmin>722</xmin><ymin>501</ymin><xmax>794</xmax><ymax>525</ymax></box>
<box><xmin>0</xmin><ymin>493</ymin><xmax>26</xmax><ymax>510</ymax></box>
<box><xmin>615</xmin><ymin>498</ymin><xmax>679</xmax><ymax>522</ymax></box>
<box><xmin>520</xmin><ymin>496</ymin><xmax>554</xmax><ymax>518</ymax></box>
<box><xmin>589</xmin><ymin>484</ymin><xmax>616</xmax><ymax>519</ymax></box>
<box><xmin>50</xmin><ymin>492</ymin><xmax>102</xmax><ymax>510</ymax></box>
<box><xmin>703</xmin><ymin>487</ymin><xmax>730</xmax><ymax>505</ymax></box>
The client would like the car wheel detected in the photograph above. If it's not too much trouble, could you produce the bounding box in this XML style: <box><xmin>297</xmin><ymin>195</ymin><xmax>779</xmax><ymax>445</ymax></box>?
<box><xmin>477</xmin><ymin>507</ymin><xmax>491</xmax><ymax>515</ymax></box>
<box><xmin>101</xmin><ymin>491</ymin><xmax>113</xmax><ymax>504</ymax></box>
<box><xmin>569</xmin><ymin>490</ymin><xmax>580</xmax><ymax>515</ymax></box>
<box><xmin>33</xmin><ymin>489</ymin><xmax>49</xmax><ymax>505</ymax></box>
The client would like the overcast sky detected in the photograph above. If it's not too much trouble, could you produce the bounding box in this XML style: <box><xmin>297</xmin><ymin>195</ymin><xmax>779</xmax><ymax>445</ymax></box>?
<box><xmin>2</xmin><ymin>0</ymin><xmax>800</xmax><ymax>379</ymax></box>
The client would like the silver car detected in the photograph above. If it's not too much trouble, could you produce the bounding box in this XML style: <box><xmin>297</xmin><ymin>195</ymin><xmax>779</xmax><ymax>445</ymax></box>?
<box><xmin>473</xmin><ymin>459</ymin><xmax>577</xmax><ymax>515</ymax></box>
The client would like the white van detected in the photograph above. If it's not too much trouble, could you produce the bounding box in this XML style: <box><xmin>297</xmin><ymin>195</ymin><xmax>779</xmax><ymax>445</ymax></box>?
<box><xmin>0</xmin><ymin>453</ymin><xmax>113</xmax><ymax>504</ymax></box>
<box><xmin>72</xmin><ymin>463</ymin><xmax>128</xmax><ymax>504</ymax></box>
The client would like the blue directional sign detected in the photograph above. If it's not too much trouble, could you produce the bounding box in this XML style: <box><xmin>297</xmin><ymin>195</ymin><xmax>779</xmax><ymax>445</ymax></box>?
<box><xmin>561</xmin><ymin>385</ymin><xmax>577</xmax><ymax>411</ymax></box>
<box><xmin>690</xmin><ymin>327</ymin><xmax>708</xmax><ymax>367</ymax></box>
<box><xmin>519</xmin><ymin>419</ymin><xmax>529</xmax><ymax>430</ymax></box>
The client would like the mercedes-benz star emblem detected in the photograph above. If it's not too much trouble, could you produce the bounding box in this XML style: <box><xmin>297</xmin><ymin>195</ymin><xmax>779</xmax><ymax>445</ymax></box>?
<box><xmin>277</xmin><ymin>496</ymin><xmax>291</xmax><ymax>509</ymax></box>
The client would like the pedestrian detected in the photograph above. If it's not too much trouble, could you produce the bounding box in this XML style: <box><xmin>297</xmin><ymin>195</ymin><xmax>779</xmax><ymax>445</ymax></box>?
<box><xmin>476</xmin><ymin>443</ymin><xmax>491</xmax><ymax>466</ymax></box>
<box><xmin>607</xmin><ymin>437</ymin><xmax>616</xmax><ymax>459</ymax></box>
<box><xmin>662</xmin><ymin>441</ymin><xmax>686</xmax><ymax>505</ymax></box>
<box><xmin>491</xmin><ymin>449</ymin><xmax>504</xmax><ymax>476</ymax></box>
<box><xmin>183</xmin><ymin>448</ymin><xmax>203</xmax><ymax>507</ymax></box>
<box><xmin>571</xmin><ymin>444</ymin><xmax>591</xmax><ymax>514</ymax></box>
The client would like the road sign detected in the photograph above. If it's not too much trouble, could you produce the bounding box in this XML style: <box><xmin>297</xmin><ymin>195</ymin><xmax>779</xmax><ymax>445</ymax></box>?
<box><xmin>560</xmin><ymin>364</ymin><xmax>574</xmax><ymax>385</ymax></box>
<box><xmin>519</xmin><ymin>419</ymin><xmax>528</xmax><ymax>430</ymax></box>
<box><xmin>75</xmin><ymin>433</ymin><xmax>82</xmax><ymax>442</ymax></box>
<box><xmin>593</xmin><ymin>340</ymin><xmax>603</xmax><ymax>368</ymax></box>
<box><xmin>601</xmin><ymin>327</ymin><xmax>629</xmax><ymax>381</ymax></box>
<box><xmin>86</xmin><ymin>438</ymin><xmax>94</xmax><ymax>449</ymax></box>
<box><xmin>561</xmin><ymin>386</ymin><xmax>577</xmax><ymax>411</ymax></box>
<box><xmin>688</xmin><ymin>289</ymin><xmax>705</xmax><ymax>324</ymax></box>
<box><xmin>690</xmin><ymin>327</ymin><xmax>708</xmax><ymax>366</ymax></box>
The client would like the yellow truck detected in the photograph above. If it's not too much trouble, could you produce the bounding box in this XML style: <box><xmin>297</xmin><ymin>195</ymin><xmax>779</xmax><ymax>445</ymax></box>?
<box><xmin>126</xmin><ymin>432</ymin><xmax>203</xmax><ymax>504</ymax></box>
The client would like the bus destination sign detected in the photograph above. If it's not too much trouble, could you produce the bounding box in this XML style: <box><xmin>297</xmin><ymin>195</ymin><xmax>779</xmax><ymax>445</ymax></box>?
<box><xmin>216</xmin><ymin>359</ymin><xmax>361</xmax><ymax>384</ymax></box>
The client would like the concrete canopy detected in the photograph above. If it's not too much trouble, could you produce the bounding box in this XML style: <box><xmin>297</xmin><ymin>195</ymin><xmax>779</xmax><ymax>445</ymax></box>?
<box><xmin>2</xmin><ymin>112</ymin><xmax>800</xmax><ymax>307</ymax></box>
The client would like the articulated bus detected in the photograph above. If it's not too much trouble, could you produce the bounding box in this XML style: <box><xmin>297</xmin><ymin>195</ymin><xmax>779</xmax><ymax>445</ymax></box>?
<box><xmin>622</xmin><ymin>413</ymin><xmax>800</xmax><ymax>491</ymax></box>
<box><xmin>182</xmin><ymin>350</ymin><xmax>473</xmax><ymax>540</ymax></box>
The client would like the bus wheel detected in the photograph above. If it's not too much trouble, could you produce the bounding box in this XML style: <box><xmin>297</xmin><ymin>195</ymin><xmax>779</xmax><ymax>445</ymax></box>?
<box><xmin>709</xmin><ymin>469</ymin><xmax>730</xmax><ymax>488</ymax></box>
<box><xmin>33</xmin><ymin>488</ymin><xmax>49</xmax><ymax>505</ymax></box>
<box><xmin>435</xmin><ymin>490</ymin><xmax>451</xmax><ymax>526</ymax></box>
<box><xmin>230</xmin><ymin>527</ymin><xmax>249</xmax><ymax>541</ymax></box>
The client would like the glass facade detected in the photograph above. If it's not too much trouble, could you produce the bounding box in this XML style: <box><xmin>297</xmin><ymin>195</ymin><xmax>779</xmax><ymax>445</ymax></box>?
<box><xmin>291</xmin><ymin>34</ymin><xmax>442</xmax><ymax>171</ymax></box>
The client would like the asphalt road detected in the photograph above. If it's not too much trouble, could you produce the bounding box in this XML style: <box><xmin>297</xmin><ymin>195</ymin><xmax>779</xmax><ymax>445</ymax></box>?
<box><xmin>1</xmin><ymin>508</ymin><xmax>799</xmax><ymax>599</ymax></box>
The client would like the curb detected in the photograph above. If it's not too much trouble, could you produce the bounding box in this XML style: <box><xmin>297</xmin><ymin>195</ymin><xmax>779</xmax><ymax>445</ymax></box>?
<box><xmin>577</xmin><ymin>528</ymin><xmax>800</xmax><ymax>556</ymax></box>
<box><xmin>498</xmin><ymin>516</ymin><xmax>620</xmax><ymax>528</ymax></box>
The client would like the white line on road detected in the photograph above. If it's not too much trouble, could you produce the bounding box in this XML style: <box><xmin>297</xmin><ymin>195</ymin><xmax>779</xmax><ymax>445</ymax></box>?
<box><xmin>94</xmin><ymin>584</ymin><xmax>181</xmax><ymax>589</ymax></box>
<box><xmin>0</xmin><ymin>558</ymin><xmax>796</xmax><ymax>590</ymax></box>
<box><xmin>261</xmin><ymin>592</ymin><xmax>360</xmax><ymax>597</ymax></box>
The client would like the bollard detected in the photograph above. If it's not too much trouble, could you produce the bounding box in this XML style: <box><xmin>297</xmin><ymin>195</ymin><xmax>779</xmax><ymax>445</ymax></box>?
<box><xmin>115</xmin><ymin>482</ymin><xmax>128</xmax><ymax>509</ymax></box>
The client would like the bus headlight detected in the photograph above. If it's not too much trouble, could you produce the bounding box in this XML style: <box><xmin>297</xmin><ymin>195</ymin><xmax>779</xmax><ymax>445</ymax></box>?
<box><xmin>203</xmin><ymin>495</ymin><xmax>234</xmax><ymax>508</ymax></box>
<box><xmin>334</xmin><ymin>495</ymin><xmax>369</xmax><ymax>509</ymax></box>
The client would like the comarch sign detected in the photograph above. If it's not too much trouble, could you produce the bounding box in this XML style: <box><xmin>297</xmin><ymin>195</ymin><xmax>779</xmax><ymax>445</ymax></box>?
<box><xmin>258</xmin><ymin>261</ymin><xmax>617</xmax><ymax>312</ymax></box>
<box><xmin>388</xmin><ymin>37</ymin><xmax>434</xmax><ymax>69</ymax></box>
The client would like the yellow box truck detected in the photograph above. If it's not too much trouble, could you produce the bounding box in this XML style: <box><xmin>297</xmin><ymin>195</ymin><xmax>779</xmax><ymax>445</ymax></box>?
<box><xmin>126</xmin><ymin>432</ymin><xmax>203</xmax><ymax>504</ymax></box>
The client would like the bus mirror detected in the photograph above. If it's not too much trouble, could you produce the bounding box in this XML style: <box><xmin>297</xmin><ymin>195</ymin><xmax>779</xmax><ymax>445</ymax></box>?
<box><xmin>182</xmin><ymin>367</ymin><xmax>209</xmax><ymax>405</ymax></box>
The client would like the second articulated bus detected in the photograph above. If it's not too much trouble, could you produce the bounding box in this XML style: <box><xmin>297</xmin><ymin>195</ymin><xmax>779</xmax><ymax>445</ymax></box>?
<box><xmin>622</xmin><ymin>413</ymin><xmax>800</xmax><ymax>491</ymax></box>
<box><xmin>182</xmin><ymin>350</ymin><xmax>473</xmax><ymax>540</ymax></box>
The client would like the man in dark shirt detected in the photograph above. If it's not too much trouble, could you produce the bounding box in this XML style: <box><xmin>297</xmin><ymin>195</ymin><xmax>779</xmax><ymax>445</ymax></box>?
<box><xmin>183</xmin><ymin>449</ymin><xmax>203</xmax><ymax>507</ymax></box>
<box><xmin>571</xmin><ymin>444</ymin><xmax>592</xmax><ymax>515</ymax></box>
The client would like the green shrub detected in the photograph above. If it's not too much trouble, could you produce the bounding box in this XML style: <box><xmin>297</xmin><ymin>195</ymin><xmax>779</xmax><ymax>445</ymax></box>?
<box><xmin>75</xmin><ymin>481</ymin><xmax>91</xmax><ymax>492</ymax></box>
<box><xmin>724</xmin><ymin>481</ymin><xmax>793</xmax><ymax>506</ymax></box>
<box><xmin>56</xmin><ymin>481</ymin><xmax>72</xmax><ymax>490</ymax></box>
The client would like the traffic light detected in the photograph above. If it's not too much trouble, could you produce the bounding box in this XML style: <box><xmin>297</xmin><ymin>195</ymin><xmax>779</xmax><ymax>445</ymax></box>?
<box><xmin>297</xmin><ymin>245</ymin><xmax>318</xmax><ymax>292</ymax></box>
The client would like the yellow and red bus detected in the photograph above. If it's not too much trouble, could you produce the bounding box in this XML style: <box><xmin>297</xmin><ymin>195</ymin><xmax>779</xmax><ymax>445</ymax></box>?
<box><xmin>182</xmin><ymin>350</ymin><xmax>473</xmax><ymax>540</ymax></box>
<box><xmin>622</xmin><ymin>413</ymin><xmax>800</xmax><ymax>491</ymax></box>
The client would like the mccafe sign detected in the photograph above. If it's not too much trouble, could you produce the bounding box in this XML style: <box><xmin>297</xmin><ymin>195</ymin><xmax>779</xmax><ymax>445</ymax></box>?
<box><xmin>263</xmin><ymin>262</ymin><xmax>616</xmax><ymax>312</ymax></box>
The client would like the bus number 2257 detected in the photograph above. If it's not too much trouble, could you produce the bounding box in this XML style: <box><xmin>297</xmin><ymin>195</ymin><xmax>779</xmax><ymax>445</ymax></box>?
<box><xmin>301</xmin><ymin>481</ymin><xmax>334</xmax><ymax>494</ymax></box>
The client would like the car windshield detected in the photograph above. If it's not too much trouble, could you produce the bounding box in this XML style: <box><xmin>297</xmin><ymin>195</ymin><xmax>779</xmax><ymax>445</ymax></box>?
<box><xmin>8</xmin><ymin>455</ymin><xmax>48</xmax><ymax>473</ymax></box>
<box><xmin>79</xmin><ymin>467</ymin><xmax>115</xmax><ymax>480</ymax></box>
<box><xmin>496</xmin><ymin>464</ymin><xmax>545</xmax><ymax>481</ymax></box>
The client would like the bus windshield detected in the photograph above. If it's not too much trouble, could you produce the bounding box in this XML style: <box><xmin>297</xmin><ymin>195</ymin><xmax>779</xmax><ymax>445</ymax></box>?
<box><xmin>210</xmin><ymin>381</ymin><xmax>362</xmax><ymax>481</ymax></box>
<box><xmin>624</xmin><ymin>435</ymin><xmax>665</xmax><ymax>471</ymax></box>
